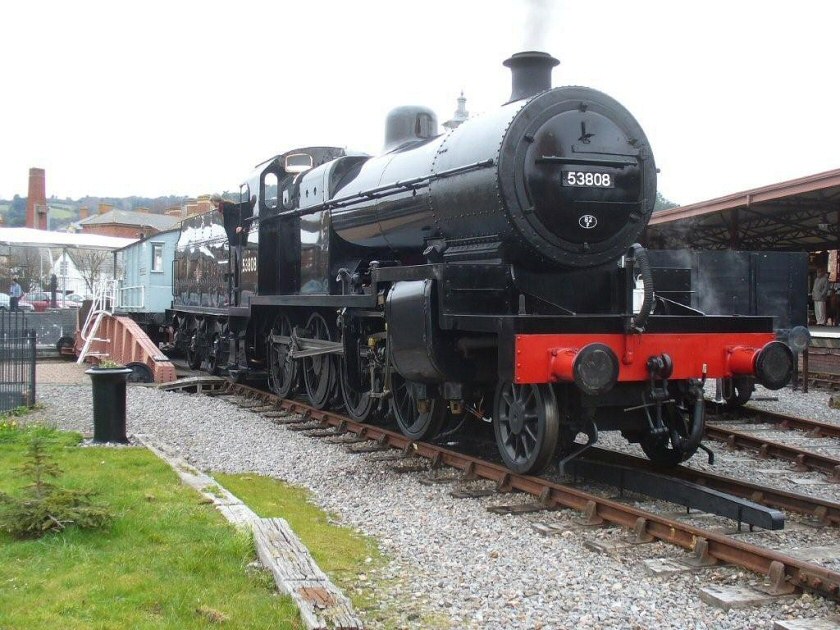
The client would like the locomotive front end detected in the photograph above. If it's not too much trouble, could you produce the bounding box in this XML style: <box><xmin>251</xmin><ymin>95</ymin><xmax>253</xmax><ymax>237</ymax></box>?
<box><xmin>429</xmin><ymin>51</ymin><xmax>657</xmax><ymax>269</ymax></box>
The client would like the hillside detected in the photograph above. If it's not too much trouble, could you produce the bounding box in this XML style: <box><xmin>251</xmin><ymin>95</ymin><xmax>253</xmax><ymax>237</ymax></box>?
<box><xmin>0</xmin><ymin>195</ymin><xmax>191</xmax><ymax>229</ymax></box>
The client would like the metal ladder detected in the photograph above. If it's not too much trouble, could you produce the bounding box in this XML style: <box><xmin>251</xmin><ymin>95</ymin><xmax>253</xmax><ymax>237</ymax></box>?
<box><xmin>76</xmin><ymin>280</ymin><xmax>117</xmax><ymax>365</ymax></box>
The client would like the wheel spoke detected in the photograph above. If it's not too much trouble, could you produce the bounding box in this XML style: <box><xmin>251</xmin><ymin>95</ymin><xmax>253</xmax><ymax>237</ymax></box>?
<box><xmin>524</xmin><ymin>424</ymin><xmax>538</xmax><ymax>443</ymax></box>
<box><xmin>522</xmin><ymin>386</ymin><xmax>536</xmax><ymax>409</ymax></box>
<box><xmin>502</xmin><ymin>390</ymin><xmax>514</xmax><ymax>408</ymax></box>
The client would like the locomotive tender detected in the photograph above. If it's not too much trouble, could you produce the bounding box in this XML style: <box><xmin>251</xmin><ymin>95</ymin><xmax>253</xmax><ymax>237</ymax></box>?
<box><xmin>169</xmin><ymin>52</ymin><xmax>794</xmax><ymax>474</ymax></box>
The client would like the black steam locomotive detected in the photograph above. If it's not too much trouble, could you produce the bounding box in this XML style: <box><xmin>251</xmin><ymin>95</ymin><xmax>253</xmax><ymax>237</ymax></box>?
<box><xmin>169</xmin><ymin>52</ymin><xmax>794</xmax><ymax>474</ymax></box>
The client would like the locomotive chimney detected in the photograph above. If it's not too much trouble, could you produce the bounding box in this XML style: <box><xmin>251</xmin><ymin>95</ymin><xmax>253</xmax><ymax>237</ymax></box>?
<box><xmin>503</xmin><ymin>51</ymin><xmax>559</xmax><ymax>102</ymax></box>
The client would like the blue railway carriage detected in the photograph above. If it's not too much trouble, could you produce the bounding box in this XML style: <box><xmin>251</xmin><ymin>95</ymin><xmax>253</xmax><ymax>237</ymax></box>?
<box><xmin>114</xmin><ymin>228</ymin><xmax>180</xmax><ymax>340</ymax></box>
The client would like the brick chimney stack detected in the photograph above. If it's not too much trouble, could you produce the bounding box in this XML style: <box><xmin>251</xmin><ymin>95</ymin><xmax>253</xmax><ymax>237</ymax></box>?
<box><xmin>79</xmin><ymin>206</ymin><xmax>89</xmax><ymax>220</ymax></box>
<box><xmin>25</xmin><ymin>168</ymin><xmax>48</xmax><ymax>230</ymax></box>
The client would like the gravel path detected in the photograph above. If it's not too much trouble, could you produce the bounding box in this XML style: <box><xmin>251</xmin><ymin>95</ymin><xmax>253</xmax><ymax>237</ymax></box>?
<box><xmin>26</xmin><ymin>366</ymin><xmax>840</xmax><ymax>629</ymax></box>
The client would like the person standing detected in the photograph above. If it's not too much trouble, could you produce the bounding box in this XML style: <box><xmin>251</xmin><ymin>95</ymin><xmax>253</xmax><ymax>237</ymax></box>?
<box><xmin>813</xmin><ymin>267</ymin><xmax>829</xmax><ymax>326</ymax></box>
<box><xmin>9</xmin><ymin>277</ymin><xmax>22</xmax><ymax>311</ymax></box>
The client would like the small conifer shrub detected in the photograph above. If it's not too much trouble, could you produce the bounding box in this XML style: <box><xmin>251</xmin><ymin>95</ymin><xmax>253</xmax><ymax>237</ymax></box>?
<box><xmin>0</xmin><ymin>436</ymin><xmax>112</xmax><ymax>538</ymax></box>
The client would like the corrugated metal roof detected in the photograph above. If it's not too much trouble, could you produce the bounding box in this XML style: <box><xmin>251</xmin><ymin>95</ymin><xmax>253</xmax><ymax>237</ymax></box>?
<box><xmin>646</xmin><ymin>168</ymin><xmax>840</xmax><ymax>251</ymax></box>
<box><xmin>0</xmin><ymin>227</ymin><xmax>137</xmax><ymax>250</ymax></box>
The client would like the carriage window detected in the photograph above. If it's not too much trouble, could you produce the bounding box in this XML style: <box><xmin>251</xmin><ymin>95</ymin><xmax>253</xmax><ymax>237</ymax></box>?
<box><xmin>240</xmin><ymin>183</ymin><xmax>249</xmax><ymax>205</ymax></box>
<box><xmin>151</xmin><ymin>243</ymin><xmax>164</xmax><ymax>272</ymax></box>
<box><xmin>285</xmin><ymin>153</ymin><xmax>313</xmax><ymax>173</ymax></box>
<box><xmin>264</xmin><ymin>172</ymin><xmax>278</xmax><ymax>208</ymax></box>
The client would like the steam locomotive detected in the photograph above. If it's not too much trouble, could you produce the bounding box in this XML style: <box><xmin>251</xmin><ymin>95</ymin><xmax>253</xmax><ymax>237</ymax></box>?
<box><xmin>167</xmin><ymin>52</ymin><xmax>795</xmax><ymax>474</ymax></box>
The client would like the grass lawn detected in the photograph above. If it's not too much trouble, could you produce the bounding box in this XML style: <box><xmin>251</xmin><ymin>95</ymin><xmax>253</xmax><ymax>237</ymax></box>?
<box><xmin>215</xmin><ymin>473</ymin><xmax>384</xmax><ymax>612</ymax></box>
<box><xmin>0</xmin><ymin>426</ymin><xmax>303</xmax><ymax>629</ymax></box>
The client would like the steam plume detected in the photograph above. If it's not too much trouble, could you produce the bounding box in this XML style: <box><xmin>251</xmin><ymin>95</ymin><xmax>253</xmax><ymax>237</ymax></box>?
<box><xmin>521</xmin><ymin>0</ymin><xmax>555</xmax><ymax>51</ymax></box>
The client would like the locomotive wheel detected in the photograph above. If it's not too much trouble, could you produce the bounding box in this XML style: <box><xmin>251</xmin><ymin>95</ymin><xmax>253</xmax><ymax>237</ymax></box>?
<box><xmin>206</xmin><ymin>331</ymin><xmax>225</xmax><ymax>375</ymax></box>
<box><xmin>390</xmin><ymin>372</ymin><xmax>445</xmax><ymax>440</ymax></box>
<box><xmin>640</xmin><ymin>401</ymin><xmax>698</xmax><ymax>467</ymax></box>
<box><xmin>302</xmin><ymin>312</ymin><xmax>338</xmax><ymax>409</ymax></box>
<box><xmin>268</xmin><ymin>315</ymin><xmax>298</xmax><ymax>399</ymax></box>
<box><xmin>724</xmin><ymin>376</ymin><xmax>754</xmax><ymax>410</ymax></box>
<box><xmin>340</xmin><ymin>357</ymin><xmax>382</xmax><ymax>423</ymax></box>
<box><xmin>125</xmin><ymin>361</ymin><xmax>154</xmax><ymax>383</ymax></box>
<box><xmin>186</xmin><ymin>323</ymin><xmax>202</xmax><ymax>370</ymax></box>
<box><xmin>493</xmin><ymin>382</ymin><xmax>560</xmax><ymax>475</ymax></box>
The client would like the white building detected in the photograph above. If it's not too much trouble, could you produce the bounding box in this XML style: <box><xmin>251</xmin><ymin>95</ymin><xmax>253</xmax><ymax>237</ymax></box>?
<box><xmin>50</xmin><ymin>248</ymin><xmax>124</xmax><ymax>298</ymax></box>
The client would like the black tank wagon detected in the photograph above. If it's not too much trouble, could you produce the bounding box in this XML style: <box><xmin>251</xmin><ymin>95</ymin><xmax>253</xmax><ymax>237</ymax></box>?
<box><xmin>168</xmin><ymin>52</ymin><xmax>796</xmax><ymax>474</ymax></box>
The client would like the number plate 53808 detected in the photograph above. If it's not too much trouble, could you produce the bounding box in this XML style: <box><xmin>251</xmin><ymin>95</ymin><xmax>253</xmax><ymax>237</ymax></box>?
<box><xmin>562</xmin><ymin>171</ymin><xmax>614</xmax><ymax>188</ymax></box>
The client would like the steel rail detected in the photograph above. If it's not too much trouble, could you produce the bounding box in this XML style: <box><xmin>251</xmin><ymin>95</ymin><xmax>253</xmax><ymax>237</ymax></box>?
<box><xmin>704</xmin><ymin>424</ymin><xmax>840</xmax><ymax>480</ymax></box>
<box><xmin>757</xmin><ymin>410</ymin><xmax>840</xmax><ymax>440</ymax></box>
<box><xmin>714</xmin><ymin>406</ymin><xmax>840</xmax><ymax>440</ymax></box>
<box><xmin>190</xmin><ymin>380</ymin><xmax>840</xmax><ymax>600</ymax></box>
<box><xmin>796</xmin><ymin>371</ymin><xmax>840</xmax><ymax>390</ymax></box>
<box><xmin>581</xmin><ymin>447</ymin><xmax>840</xmax><ymax>526</ymax></box>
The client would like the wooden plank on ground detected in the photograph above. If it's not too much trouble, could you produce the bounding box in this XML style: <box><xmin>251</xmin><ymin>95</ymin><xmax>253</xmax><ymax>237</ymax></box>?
<box><xmin>136</xmin><ymin>434</ymin><xmax>363</xmax><ymax>629</ymax></box>
<box><xmin>253</xmin><ymin>518</ymin><xmax>362</xmax><ymax>629</ymax></box>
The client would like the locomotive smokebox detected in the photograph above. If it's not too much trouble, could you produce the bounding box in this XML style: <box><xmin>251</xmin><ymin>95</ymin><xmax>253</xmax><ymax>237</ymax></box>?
<box><xmin>503</xmin><ymin>51</ymin><xmax>559</xmax><ymax>102</ymax></box>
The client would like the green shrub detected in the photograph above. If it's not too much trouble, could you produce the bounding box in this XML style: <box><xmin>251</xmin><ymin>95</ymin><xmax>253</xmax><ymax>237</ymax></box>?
<box><xmin>0</xmin><ymin>435</ymin><xmax>113</xmax><ymax>538</ymax></box>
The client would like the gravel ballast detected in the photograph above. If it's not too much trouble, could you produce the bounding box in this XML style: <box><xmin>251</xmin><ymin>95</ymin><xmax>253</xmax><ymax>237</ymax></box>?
<box><xmin>27</xmin><ymin>373</ymin><xmax>840</xmax><ymax>629</ymax></box>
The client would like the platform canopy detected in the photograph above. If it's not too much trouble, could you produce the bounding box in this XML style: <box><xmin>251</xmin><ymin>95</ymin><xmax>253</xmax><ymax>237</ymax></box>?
<box><xmin>0</xmin><ymin>227</ymin><xmax>137</xmax><ymax>251</ymax></box>
<box><xmin>646</xmin><ymin>169</ymin><xmax>840</xmax><ymax>251</ymax></box>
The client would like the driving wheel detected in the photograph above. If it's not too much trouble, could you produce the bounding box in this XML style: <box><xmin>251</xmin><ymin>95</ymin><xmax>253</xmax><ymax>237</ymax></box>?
<box><xmin>340</xmin><ymin>352</ymin><xmax>383</xmax><ymax>423</ymax></box>
<box><xmin>268</xmin><ymin>315</ymin><xmax>298</xmax><ymax>398</ymax></box>
<box><xmin>186</xmin><ymin>320</ymin><xmax>202</xmax><ymax>370</ymax></box>
<box><xmin>302</xmin><ymin>312</ymin><xmax>338</xmax><ymax>409</ymax></box>
<box><xmin>390</xmin><ymin>371</ymin><xmax>445</xmax><ymax>440</ymax></box>
<box><xmin>205</xmin><ymin>326</ymin><xmax>226</xmax><ymax>375</ymax></box>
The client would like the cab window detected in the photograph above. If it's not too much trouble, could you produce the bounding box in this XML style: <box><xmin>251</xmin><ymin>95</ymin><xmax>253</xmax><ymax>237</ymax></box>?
<box><xmin>285</xmin><ymin>153</ymin><xmax>312</xmax><ymax>173</ymax></box>
<box><xmin>263</xmin><ymin>172</ymin><xmax>278</xmax><ymax>209</ymax></box>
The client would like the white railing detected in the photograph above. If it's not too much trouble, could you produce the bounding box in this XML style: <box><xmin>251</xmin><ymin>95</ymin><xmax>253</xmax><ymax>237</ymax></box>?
<box><xmin>76</xmin><ymin>279</ymin><xmax>118</xmax><ymax>365</ymax></box>
<box><xmin>117</xmin><ymin>285</ymin><xmax>145</xmax><ymax>310</ymax></box>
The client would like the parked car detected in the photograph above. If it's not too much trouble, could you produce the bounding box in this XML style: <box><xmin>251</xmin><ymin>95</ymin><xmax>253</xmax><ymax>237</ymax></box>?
<box><xmin>61</xmin><ymin>293</ymin><xmax>85</xmax><ymax>308</ymax></box>
<box><xmin>0</xmin><ymin>292</ymin><xmax>35</xmax><ymax>311</ymax></box>
<box><xmin>23</xmin><ymin>291</ymin><xmax>52</xmax><ymax>312</ymax></box>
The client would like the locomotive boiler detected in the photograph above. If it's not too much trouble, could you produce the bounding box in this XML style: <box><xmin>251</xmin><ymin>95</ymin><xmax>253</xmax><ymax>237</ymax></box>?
<box><xmin>170</xmin><ymin>52</ymin><xmax>795</xmax><ymax>474</ymax></box>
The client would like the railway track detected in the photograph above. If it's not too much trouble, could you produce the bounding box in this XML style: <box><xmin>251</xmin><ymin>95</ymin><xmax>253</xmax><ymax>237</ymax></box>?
<box><xmin>705</xmin><ymin>406</ymin><xmax>840</xmax><ymax>479</ymax></box>
<box><xmin>796</xmin><ymin>370</ymin><xmax>840</xmax><ymax>390</ymax></box>
<box><xmin>163</xmin><ymin>376</ymin><xmax>840</xmax><ymax>602</ymax></box>
<box><xmin>580</xmin><ymin>447</ymin><xmax>840</xmax><ymax>527</ymax></box>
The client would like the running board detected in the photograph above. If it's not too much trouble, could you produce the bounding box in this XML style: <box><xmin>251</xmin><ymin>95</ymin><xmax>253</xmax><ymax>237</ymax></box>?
<box><xmin>566</xmin><ymin>459</ymin><xmax>785</xmax><ymax>531</ymax></box>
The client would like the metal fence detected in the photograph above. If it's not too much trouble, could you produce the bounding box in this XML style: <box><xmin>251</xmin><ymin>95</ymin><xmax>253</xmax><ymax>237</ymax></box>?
<box><xmin>0</xmin><ymin>311</ymin><xmax>36</xmax><ymax>413</ymax></box>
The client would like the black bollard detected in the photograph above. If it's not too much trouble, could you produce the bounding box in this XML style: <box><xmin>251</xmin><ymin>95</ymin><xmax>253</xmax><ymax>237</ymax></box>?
<box><xmin>86</xmin><ymin>367</ymin><xmax>133</xmax><ymax>443</ymax></box>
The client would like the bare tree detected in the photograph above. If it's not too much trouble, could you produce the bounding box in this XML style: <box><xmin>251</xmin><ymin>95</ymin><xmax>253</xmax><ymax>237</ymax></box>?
<box><xmin>72</xmin><ymin>249</ymin><xmax>113</xmax><ymax>295</ymax></box>
<box><xmin>5</xmin><ymin>246</ymin><xmax>47</xmax><ymax>292</ymax></box>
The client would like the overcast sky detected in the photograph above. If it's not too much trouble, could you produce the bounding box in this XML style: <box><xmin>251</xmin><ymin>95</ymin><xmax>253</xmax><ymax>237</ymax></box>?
<box><xmin>1</xmin><ymin>0</ymin><xmax>837</xmax><ymax>206</ymax></box>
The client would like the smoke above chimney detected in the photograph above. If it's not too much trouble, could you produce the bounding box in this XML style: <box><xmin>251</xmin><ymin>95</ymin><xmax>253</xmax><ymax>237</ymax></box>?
<box><xmin>503</xmin><ymin>51</ymin><xmax>560</xmax><ymax>102</ymax></box>
<box><xmin>520</xmin><ymin>0</ymin><xmax>555</xmax><ymax>51</ymax></box>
